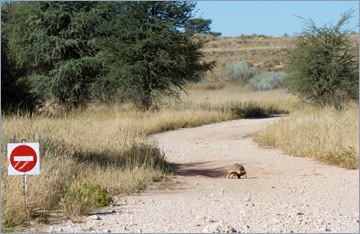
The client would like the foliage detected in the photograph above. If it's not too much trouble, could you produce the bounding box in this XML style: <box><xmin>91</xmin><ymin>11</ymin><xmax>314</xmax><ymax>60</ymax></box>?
<box><xmin>60</xmin><ymin>181</ymin><xmax>113</xmax><ymax>217</ymax></box>
<box><xmin>95</xmin><ymin>1</ymin><xmax>214</xmax><ymax>110</ymax></box>
<box><xmin>247</xmin><ymin>71</ymin><xmax>285</xmax><ymax>91</ymax></box>
<box><xmin>4</xmin><ymin>1</ymin><xmax>108</xmax><ymax>109</ymax></box>
<box><xmin>184</xmin><ymin>18</ymin><xmax>212</xmax><ymax>34</ymax></box>
<box><xmin>284</xmin><ymin>10</ymin><xmax>359</xmax><ymax>108</ymax></box>
<box><xmin>209</xmin><ymin>32</ymin><xmax>222</xmax><ymax>37</ymax></box>
<box><xmin>225</xmin><ymin>59</ymin><xmax>257</xmax><ymax>84</ymax></box>
<box><xmin>1</xmin><ymin>2</ymin><xmax>39</xmax><ymax>113</ymax></box>
<box><xmin>184</xmin><ymin>18</ymin><xmax>221</xmax><ymax>36</ymax></box>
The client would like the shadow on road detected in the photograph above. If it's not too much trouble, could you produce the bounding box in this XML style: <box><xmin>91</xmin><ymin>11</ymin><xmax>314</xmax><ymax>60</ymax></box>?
<box><xmin>171</xmin><ymin>161</ymin><xmax>228</xmax><ymax>178</ymax></box>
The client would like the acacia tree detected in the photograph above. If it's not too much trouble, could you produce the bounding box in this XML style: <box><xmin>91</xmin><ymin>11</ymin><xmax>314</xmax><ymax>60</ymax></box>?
<box><xmin>284</xmin><ymin>10</ymin><xmax>359</xmax><ymax>108</ymax></box>
<box><xmin>96</xmin><ymin>1</ymin><xmax>215</xmax><ymax>110</ymax></box>
<box><xmin>5</xmin><ymin>1</ymin><xmax>109</xmax><ymax>109</ymax></box>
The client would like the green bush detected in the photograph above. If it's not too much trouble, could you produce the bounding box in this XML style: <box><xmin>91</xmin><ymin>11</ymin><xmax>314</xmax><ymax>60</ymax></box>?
<box><xmin>60</xmin><ymin>181</ymin><xmax>113</xmax><ymax>217</ymax></box>
<box><xmin>225</xmin><ymin>59</ymin><xmax>257</xmax><ymax>84</ymax></box>
<box><xmin>248</xmin><ymin>71</ymin><xmax>285</xmax><ymax>91</ymax></box>
<box><xmin>284</xmin><ymin>10</ymin><xmax>359</xmax><ymax>108</ymax></box>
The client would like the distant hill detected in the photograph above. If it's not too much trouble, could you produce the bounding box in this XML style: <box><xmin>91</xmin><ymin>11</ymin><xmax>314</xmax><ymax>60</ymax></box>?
<box><xmin>199</xmin><ymin>34</ymin><xmax>359</xmax><ymax>80</ymax></box>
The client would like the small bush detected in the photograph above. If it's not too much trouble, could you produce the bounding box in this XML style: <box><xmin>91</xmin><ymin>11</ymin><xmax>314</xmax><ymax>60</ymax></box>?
<box><xmin>248</xmin><ymin>71</ymin><xmax>285</xmax><ymax>91</ymax></box>
<box><xmin>60</xmin><ymin>181</ymin><xmax>113</xmax><ymax>217</ymax></box>
<box><xmin>225</xmin><ymin>59</ymin><xmax>257</xmax><ymax>84</ymax></box>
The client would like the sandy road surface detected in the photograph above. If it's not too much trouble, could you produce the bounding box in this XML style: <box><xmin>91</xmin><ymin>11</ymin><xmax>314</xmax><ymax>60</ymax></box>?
<box><xmin>42</xmin><ymin>118</ymin><xmax>359</xmax><ymax>233</ymax></box>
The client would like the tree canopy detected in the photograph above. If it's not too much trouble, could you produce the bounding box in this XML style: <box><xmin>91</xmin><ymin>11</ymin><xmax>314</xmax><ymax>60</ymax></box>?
<box><xmin>93</xmin><ymin>1</ymin><xmax>215</xmax><ymax>109</ymax></box>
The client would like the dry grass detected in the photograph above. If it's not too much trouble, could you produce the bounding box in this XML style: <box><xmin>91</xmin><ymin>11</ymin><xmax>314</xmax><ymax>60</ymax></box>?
<box><xmin>1</xmin><ymin>108</ymin><xmax>167</xmax><ymax>231</ymax></box>
<box><xmin>185</xmin><ymin>81</ymin><xmax>226</xmax><ymax>90</ymax></box>
<box><xmin>254</xmin><ymin>103</ymin><xmax>359</xmax><ymax>169</ymax></box>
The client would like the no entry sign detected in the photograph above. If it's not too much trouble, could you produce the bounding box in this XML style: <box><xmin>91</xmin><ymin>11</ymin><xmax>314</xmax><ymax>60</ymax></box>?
<box><xmin>8</xmin><ymin>143</ymin><xmax>40</xmax><ymax>175</ymax></box>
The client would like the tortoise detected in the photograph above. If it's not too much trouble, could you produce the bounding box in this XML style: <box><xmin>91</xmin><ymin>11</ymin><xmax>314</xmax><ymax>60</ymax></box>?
<box><xmin>226</xmin><ymin>163</ymin><xmax>247</xmax><ymax>179</ymax></box>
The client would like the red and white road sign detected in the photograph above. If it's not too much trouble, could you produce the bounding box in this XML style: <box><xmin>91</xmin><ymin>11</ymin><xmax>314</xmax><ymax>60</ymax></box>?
<box><xmin>8</xmin><ymin>143</ymin><xmax>40</xmax><ymax>175</ymax></box>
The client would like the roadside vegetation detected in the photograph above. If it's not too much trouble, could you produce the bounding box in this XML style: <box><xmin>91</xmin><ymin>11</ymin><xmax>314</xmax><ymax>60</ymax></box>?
<box><xmin>1</xmin><ymin>1</ymin><xmax>358</xmax><ymax>232</ymax></box>
<box><xmin>254</xmin><ymin>102</ymin><xmax>359</xmax><ymax>169</ymax></box>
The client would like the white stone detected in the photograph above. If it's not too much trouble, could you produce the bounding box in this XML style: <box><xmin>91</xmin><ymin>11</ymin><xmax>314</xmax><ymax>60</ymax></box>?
<box><xmin>89</xmin><ymin>215</ymin><xmax>101</xmax><ymax>220</ymax></box>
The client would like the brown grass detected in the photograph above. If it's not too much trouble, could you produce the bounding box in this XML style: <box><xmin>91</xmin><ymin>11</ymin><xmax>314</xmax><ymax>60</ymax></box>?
<box><xmin>254</xmin><ymin>103</ymin><xmax>359</xmax><ymax>169</ymax></box>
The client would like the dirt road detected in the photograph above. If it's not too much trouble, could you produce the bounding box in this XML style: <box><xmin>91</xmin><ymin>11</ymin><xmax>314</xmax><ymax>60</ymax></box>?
<box><xmin>44</xmin><ymin>118</ymin><xmax>359</xmax><ymax>233</ymax></box>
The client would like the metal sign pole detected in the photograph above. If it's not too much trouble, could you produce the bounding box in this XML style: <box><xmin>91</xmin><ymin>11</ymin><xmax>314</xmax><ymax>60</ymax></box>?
<box><xmin>21</xmin><ymin>139</ymin><xmax>28</xmax><ymax>208</ymax></box>
<box><xmin>23</xmin><ymin>174</ymin><xmax>28</xmax><ymax>207</ymax></box>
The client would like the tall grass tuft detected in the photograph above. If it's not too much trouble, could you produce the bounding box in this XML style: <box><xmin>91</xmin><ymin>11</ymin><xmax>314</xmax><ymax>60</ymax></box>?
<box><xmin>254</xmin><ymin>103</ymin><xmax>359</xmax><ymax>169</ymax></box>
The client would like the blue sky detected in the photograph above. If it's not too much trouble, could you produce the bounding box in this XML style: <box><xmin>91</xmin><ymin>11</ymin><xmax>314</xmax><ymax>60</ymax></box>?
<box><xmin>194</xmin><ymin>1</ymin><xmax>359</xmax><ymax>37</ymax></box>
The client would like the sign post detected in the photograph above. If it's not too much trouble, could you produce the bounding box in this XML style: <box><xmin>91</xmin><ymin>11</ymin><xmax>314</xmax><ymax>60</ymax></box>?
<box><xmin>24</xmin><ymin>171</ymin><xmax>28</xmax><ymax>207</ymax></box>
<box><xmin>8</xmin><ymin>140</ymin><xmax>40</xmax><ymax>207</ymax></box>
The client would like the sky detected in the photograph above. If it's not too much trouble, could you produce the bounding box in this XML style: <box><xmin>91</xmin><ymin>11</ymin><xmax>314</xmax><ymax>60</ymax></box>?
<box><xmin>194</xmin><ymin>1</ymin><xmax>359</xmax><ymax>37</ymax></box>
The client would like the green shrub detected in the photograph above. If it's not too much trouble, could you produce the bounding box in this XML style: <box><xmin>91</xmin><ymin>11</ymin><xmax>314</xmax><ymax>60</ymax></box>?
<box><xmin>60</xmin><ymin>181</ymin><xmax>113</xmax><ymax>217</ymax></box>
<box><xmin>225</xmin><ymin>59</ymin><xmax>257</xmax><ymax>84</ymax></box>
<box><xmin>284</xmin><ymin>10</ymin><xmax>359</xmax><ymax>108</ymax></box>
<box><xmin>248</xmin><ymin>71</ymin><xmax>285</xmax><ymax>91</ymax></box>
